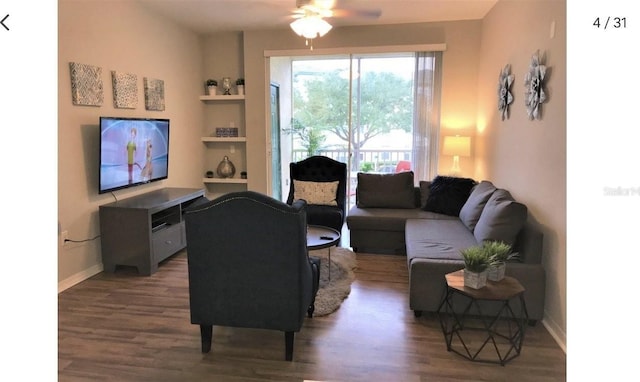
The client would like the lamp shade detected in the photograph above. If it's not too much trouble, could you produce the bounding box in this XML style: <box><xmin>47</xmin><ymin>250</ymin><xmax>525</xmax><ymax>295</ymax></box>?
<box><xmin>442</xmin><ymin>136</ymin><xmax>471</xmax><ymax>157</ymax></box>
<box><xmin>290</xmin><ymin>16</ymin><xmax>332</xmax><ymax>39</ymax></box>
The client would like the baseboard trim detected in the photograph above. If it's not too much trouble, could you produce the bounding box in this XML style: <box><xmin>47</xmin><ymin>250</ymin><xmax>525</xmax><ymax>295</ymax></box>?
<box><xmin>541</xmin><ymin>312</ymin><xmax>566</xmax><ymax>353</ymax></box>
<box><xmin>58</xmin><ymin>264</ymin><xmax>104</xmax><ymax>293</ymax></box>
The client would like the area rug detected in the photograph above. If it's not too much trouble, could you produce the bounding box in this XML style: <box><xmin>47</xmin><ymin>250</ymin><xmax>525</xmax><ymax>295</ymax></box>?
<box><xmin>309</xmin><ymin>247</ymin><xmax>357</xmax><ymax>316</ymax></box>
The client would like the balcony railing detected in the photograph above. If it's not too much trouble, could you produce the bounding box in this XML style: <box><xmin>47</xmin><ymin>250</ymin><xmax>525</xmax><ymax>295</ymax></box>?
<box><xmin>292</xmin><ymin>149</ymin><xmax>412</xmax><ymax>173</ymax></box>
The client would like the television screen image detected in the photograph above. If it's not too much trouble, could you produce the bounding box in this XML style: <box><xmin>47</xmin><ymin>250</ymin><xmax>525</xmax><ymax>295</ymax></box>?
<box><xmin>99</xmin><ymin>117</ymin><xmax>170</xmax><ymax>194</ymax></box>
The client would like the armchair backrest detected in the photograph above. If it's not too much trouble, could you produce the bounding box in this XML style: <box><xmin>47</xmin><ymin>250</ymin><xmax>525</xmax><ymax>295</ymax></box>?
<box><xmin>286</xmin><ymin>156</ymin><xmax>348</xmax><ymax>217</ymax></box>
<box><xmin>184</xmin><ymin>191</ymin><xmax>313</xmax><ymax>333</ymax></box>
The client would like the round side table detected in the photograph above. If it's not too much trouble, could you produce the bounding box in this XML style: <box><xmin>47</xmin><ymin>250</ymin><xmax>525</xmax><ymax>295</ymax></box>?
<box><xmin>306</xmin><ymin>225</ymin><xmax>340</xmax><ymax>279</ymax></box>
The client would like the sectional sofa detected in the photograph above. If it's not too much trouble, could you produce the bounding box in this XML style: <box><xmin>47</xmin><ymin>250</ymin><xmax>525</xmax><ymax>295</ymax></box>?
<box><xmin>346</xmin><ymin>172</ymin><xmax>546</xmax><ymax>322</ymax></box>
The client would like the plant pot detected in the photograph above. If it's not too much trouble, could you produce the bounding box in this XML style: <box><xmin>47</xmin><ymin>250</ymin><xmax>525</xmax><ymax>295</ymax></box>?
<box><xmin>488</xmin><ymin>262</ymin><xmax>506</xmax><ymax>282</ymax></box>
<box><xmin>207</xmin><ymin>86</ymin><xmax>217</xmax><ymax>96</ymax></box>
<box><xmin>236</xmin><ymin>85</ymin><xmax>244</xmax><ymax>95</ymax></box>
<box><xmin>464</xmin><ymin>269</ymin><xmax>488</xmax><ymax>289</ymax></box>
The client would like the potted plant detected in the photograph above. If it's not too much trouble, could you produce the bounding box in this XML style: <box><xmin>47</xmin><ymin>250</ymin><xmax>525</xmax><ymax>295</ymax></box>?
<box><xmin>206</xmin><ymin>79</ymin><xmax>217</xmax><ymax>96</ymax></box>
<box><xmin>484</xmin><ymin>241</ymin><xmax>512</xmax><ymax>282</ymax></box>
<box><xmin>461</xmin><ymin>245</ymin><xmax>491</xmax><ymax>289</ymax></box>
<box><xmin>235</xmin><ymin>78</ymin><xmax>245</xmax><ymax>95</ymax></box>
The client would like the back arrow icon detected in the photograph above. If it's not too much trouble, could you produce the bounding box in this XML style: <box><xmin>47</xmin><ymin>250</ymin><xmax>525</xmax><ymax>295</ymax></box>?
<box><xmin>1</xmin><ymin>14</ymin><xmax>9</xmax><ymax>31</ymax></box>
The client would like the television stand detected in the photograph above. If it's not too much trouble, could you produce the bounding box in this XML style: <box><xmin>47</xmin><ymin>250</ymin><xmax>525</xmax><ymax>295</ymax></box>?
<box><xmin>99</xmin><ymin>187</ymin><xmax>205</xmax><ymax>275</ymax></box>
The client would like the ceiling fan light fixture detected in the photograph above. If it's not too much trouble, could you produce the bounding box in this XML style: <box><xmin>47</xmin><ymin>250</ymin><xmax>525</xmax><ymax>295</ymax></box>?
<box><xmin>290</xmin><ymin>15</ymin><xmax>332</xmax><ymax>39</ymax></box>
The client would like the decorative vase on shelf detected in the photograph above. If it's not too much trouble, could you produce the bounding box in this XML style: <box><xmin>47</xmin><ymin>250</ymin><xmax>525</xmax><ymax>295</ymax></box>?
<box><xmin>216</xmin><ymin>156</ymin><xmax>236</xmax><ymax>178</ymax></box>
<box><xmin>222</xmin><ymin>77</ymin><xmax>232</xmax><ymax>95</ymax></box>
<box><xmin>207</xmin><ymin>86</ymin><xmax>217</xmax><ymax>96</ymax></box>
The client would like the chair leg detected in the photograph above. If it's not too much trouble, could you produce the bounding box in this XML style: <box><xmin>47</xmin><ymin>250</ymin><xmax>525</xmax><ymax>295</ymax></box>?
<box><xmin>200</xmin><ymin>325</ymin><xmax>213</xmax><ymax>353</ymax></box>
<box><xmin>307</xmin><ymin>303</ymin><xmax>315</xmax><ymax>318</ymax></box>
<box><xmin>285</xmin><ymin>331</ymin><xmax>294</xmax><ymax>361</ymax></box>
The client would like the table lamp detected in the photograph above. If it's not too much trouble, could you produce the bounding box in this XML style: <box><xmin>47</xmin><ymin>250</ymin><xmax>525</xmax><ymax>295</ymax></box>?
<box><xmin>442</xmin><ymin>136</ymin><xmax>471</xmax><ymax>175</ymax></box>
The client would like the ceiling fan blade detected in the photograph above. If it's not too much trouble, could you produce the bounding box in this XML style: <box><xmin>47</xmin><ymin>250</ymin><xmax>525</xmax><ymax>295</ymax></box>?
<box><xmin>291</xmin><ymin>1</ymin><xmax>381</xmax><ymax>21</ymax></box>
<box><xmin>296</xmin><ymin>0</ymin><xmax>336</xmax><ymax>9</ymax></box>
<box><xmin>330</xmin><ymin>8</ymin><xmax>382</xmax><ymax>19</ymax></box>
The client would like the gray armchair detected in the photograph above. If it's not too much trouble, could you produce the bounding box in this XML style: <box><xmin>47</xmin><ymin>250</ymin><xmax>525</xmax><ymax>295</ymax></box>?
<box><xmin>184</xmin><ymin>191</ymin><xmax>320</xmax><ymax>361</ymax></box>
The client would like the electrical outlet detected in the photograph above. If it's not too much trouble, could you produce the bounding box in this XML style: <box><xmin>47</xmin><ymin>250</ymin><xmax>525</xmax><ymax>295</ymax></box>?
<box><xmin>61</xmin><ymin>230</ymin><xmax>69</xmax><ymax>246</ymax></box>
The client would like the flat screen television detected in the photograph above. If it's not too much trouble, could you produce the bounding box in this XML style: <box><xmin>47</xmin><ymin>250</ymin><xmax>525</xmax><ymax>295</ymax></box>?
<box><xmin>99</xmin><ymin>116</ymin><xmax>170</xmax><ymax>194</ymax></box>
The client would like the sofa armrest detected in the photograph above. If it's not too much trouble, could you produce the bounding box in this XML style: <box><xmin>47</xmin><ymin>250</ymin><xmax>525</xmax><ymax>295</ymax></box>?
<box><xmin>505</xmin><ymin>263</ymin><xmax>546</xmax><ymax>321</ymax></box>
<box><xmin>408</xmin><ymin>258</ymin><xmax>465</xmax><ymax>312</ymax></box>
<box><xmin>514</xmin><ymin>221</ymin><xmax>543</xmax><ymax>264</ymax></box>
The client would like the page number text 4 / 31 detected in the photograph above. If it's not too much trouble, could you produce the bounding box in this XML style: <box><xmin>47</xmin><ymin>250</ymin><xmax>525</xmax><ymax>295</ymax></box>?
<box><xmin>593</xmin><ymin>17</ymin><xmax>627</xmax><ymax>30</ymax></box>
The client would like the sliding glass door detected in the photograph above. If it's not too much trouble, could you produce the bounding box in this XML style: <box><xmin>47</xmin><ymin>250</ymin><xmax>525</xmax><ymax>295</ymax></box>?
<box><xmin>270</xmin><ymin>50</ymin><xmax>441</xmax><ymax>210</ymax></box>
<box><xmin>288</xmin><ymin>53</ymin><xmax>417</xmax><ymax>208</ymax></box>
<box><xmin>348</xmin><ymin>55</ymin><xmax>415</xmax><ymax>187</ymax></box>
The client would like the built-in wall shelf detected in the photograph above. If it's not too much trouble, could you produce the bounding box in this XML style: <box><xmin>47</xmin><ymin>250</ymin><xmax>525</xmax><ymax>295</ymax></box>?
<box><xmin>199</xmin><ymin>95</ymin><xmax>245</xmax><ymax>101</ymax></box>
<box><xmin>200</xmin><ymin>87</ymin><xmax>247</xmax><ymax>195</ymax></box>
<box><xmin>201</xmin><ymin>137</ymin><xmax>247</xmax><ymax>143</ymax></box>
<box><xmin>202</xmin><ymin>178</ymin><xmax>248</xmax><ymax>184</ymax></box>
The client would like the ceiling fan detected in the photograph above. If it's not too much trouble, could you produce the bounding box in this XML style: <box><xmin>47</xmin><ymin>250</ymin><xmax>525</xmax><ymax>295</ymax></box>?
<box><xmin>290</xmin><ymin>0</ymin><xmax>381</xmax><ymax>49</ymax></box>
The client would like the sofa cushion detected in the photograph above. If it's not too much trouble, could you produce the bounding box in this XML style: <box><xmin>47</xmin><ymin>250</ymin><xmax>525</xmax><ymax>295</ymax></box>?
<box><xmin>423</xmin><ymin>176</ymin><xmax>477</xmax><ymax>216</ymax></box>
<box><xmin>474</xmin><ymin>189</ymin><xmax>527</xmax><ymax>245</ymax></box>
<box><xmin>293</xmin><ymin>180</ymin><xmax>338</xmax><ymax>206</ymax></box>
<box><xmin>356</xmin><ymin>171</ymin><xmax>416</xmax><ymax>209</ymax></box>
<box><xmin>347</xmin><ymin>205</ymin><xmax>456</xmax><ymax>232</ymax></box>
<box><xmin>405</xmin><ymin>219</ymin><xmax>479</xmax><ymax>262</ymax></box>
<box><xmin>459</xmin><ymin>180</ymin><xmax>497</xmax><ymax>231</ymax></box>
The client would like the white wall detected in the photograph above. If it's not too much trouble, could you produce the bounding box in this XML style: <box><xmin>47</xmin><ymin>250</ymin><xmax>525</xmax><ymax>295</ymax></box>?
<box><xmin>477</xmin><ymin>0</ymin><xmax>566</xmax><ymax>349</ymax></box>
<box><xmin>58</xmin><ymin>0</ymin><xmax>203</xmax><ymax>286</ymax></box>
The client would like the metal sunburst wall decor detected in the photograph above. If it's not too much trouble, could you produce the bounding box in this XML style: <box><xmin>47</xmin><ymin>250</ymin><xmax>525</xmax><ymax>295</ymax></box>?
<box><xmin>497</xmin><ymin>64</ymin><xmax>514</xmax><ymax>120</ymax></box>
<box><xmin>524</xmin><ymin>50</ymin><xmax>547</xmax><ymax>120</ymax></box>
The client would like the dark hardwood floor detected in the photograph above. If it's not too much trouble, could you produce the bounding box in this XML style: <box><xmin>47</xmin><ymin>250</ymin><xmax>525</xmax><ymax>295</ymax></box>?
<box><xmin>58</xmin><ymin>249</ymin><xmax>566</xmax><ymax>381</ymax></box>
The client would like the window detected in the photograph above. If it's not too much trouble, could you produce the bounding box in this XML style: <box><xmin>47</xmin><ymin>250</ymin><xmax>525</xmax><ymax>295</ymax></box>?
<box><xmin>269</xmin><ymin>49</ymin><xmax>442</xmax><ymax>208</ymax></box>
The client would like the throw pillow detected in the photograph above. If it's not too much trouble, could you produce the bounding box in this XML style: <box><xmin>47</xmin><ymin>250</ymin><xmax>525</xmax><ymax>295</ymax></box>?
<box><xmin>474</xmin><ymin>189</ymin><xmax>527</xmax><ymax>246</ymax></box>
<box><xmin>356</xmin><ymin>171</ymin><xmax>416</xmax><ymax>209</ymax></box>
<box><xmin>293</xmin><ymin>180</ymin><xmax>339</xmax><ymax>206</ymax></box>
<box><xmin>424</xmin><ymin>176</ymin><xmax>477</xmax><ymax>216</ymax></box>
<box><xmin>459</xmin><ymin>180</ymin><xmax>497</xmax><ymax>231</ymax></box>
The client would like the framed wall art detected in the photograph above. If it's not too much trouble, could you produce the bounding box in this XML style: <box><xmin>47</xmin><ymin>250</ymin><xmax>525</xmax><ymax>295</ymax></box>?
<box><xmin>497</xmin><ymin>64</ymin><xmax>514</xmax><ymax>121</ymax></box>
<box><xmin>69</xmin><ymin>62</ymin><xmax>104</xmax><ymax>106</ymax></box>
<box><xmin>111</xmin><ymin>71</ymin><xmax>138</xmax><ymax>109</ymax></box>
<box><xmin>144</xmin><ymin>77</ymin><xmax>165</xmax><ymax>111</ymax></box>
<box><xmin>524</xmin><ymin>50</ymin><xmax>547</xmax><ymax>120</ymax></box>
